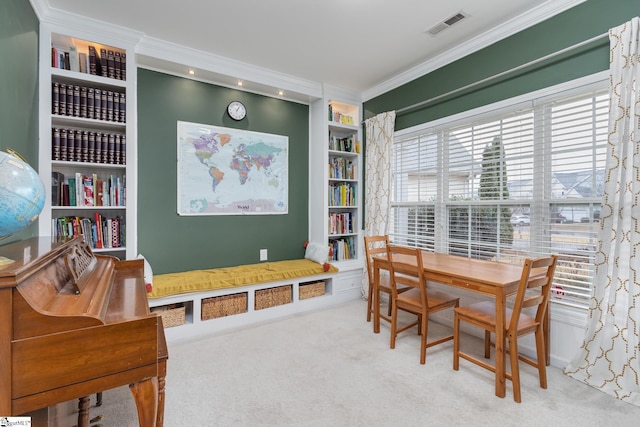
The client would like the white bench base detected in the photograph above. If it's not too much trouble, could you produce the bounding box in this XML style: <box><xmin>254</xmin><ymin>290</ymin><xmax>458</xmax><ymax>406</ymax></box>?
<box><xmin>149</xmin><ymin>266</ymin><xmax>363</xmax><ymax>344</ymax></box>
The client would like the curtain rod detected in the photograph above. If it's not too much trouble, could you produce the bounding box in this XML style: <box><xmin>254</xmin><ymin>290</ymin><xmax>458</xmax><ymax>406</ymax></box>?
<box><xmin>389</xmin><ymin>32</ymin><xmax>609</xmax><ymax>117</ymax></box>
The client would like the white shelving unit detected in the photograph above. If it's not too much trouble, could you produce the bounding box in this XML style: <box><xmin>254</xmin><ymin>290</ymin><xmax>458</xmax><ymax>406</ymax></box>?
<box><xmin>310</xmin><ymin>91</ymin><xmax>363</xmax><ymax>269</ymax></box>
<box><xmin>37</xmin><ymin>22</ymin><xmax>138</xmax><ymax>259</ymax></box>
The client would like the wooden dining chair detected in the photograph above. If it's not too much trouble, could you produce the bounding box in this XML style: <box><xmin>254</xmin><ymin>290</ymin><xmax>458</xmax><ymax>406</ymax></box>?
<box><xmin>387</xmin><ymin>244</ymin><xmax>460</xmax><ymax>364</ymax></box>
<box><xmin>364</xmin><ymin>235</ymin><xmax>410</xmax><ymax>324</ymax></box>
<box><xmin>453</xmin><ymin>254</ymin><xmax>558</xmax><ymax>402</ymax></box>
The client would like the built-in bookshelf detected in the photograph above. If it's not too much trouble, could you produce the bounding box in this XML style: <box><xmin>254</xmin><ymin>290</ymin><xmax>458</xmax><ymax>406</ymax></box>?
<box><xmin>310</xmin><ymin>98</ymin><xmax>362</xmax><ymax>263</ymax></box>
<box><xmin>327</xmin><ymin>100</ymin><xmax>360</xmax><ymax>262</ymax></box>
<box><xmin>38</xmin><ymin>25</ymin><xmax>137</xmax><ymax>259</ymax></box>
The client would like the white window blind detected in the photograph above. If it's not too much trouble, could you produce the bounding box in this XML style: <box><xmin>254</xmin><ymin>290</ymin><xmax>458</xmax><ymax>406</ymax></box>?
<box><xmin>391</xmin><ymin>78</ymin><xmax>608</xmax><ymax>310</ymax></box>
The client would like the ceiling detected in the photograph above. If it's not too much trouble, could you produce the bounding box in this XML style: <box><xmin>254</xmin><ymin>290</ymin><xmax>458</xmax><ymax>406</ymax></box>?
<box><xmin>41</xmin><ymin>0</ymin><xmax>582</xmax><ymax>101</ymax></box>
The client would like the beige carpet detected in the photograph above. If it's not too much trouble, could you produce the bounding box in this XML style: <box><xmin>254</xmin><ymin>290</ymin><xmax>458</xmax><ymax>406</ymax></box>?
<box><xmin>92</xmin><ymin>299</ymin><xmax>640</xmax><ymax>426</ymax></box>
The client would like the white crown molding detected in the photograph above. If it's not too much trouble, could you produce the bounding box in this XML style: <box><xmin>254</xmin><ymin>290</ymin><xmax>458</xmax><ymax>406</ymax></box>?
<box><xmin>30</xmin><ymin>0</ymin><xmax>143</xmax><ymax>47</ymax></box>
<box><xmin>135</xmin><ymin>36</ymin><xmax>322</xmax><ymax>101</ymax></box>
<box><xmin>361</xmin><ymin>0</ymin><xmax>588</xmax><ymax>102</ymax></box>
<box><xmin>30</xmin><ymin>0</ymin><xmax>585</xmax><ymax>104</ymax></box>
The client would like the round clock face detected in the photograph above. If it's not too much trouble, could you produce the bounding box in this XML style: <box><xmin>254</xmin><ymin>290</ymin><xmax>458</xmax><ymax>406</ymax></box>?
<box><xmin>227</xmin><ymin>101</ymin><xmax>247</xmax><ymax>121</ymax></box>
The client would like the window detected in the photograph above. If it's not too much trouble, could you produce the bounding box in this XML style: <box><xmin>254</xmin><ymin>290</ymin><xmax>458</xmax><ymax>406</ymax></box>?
<box><xmin>391</xmin><ymin>76</ymin><xmax>608</xmax><ymax>310</ymax></box>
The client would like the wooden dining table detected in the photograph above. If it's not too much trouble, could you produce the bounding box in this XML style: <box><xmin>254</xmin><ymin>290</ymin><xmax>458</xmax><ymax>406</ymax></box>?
<box><xmin>372</xmin><ymin>250</ymin><xmax>544</xmax><ymax>399</ymax></box>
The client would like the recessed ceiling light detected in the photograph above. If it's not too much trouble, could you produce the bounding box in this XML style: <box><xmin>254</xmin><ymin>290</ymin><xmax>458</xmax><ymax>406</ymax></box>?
<box><xmin>278</xmin><ymin>90</ymin><xmax>284</xmax><ymax>96</ymax></box>
<box><xmin>237</xmin><ymin>81</ymin><xmax>243</xmax><ymax>87</ymax></box>
<box><xmin>188</xmin><ymin>69</ymin><xmax>195</xmax><ymax>75</ymax></box>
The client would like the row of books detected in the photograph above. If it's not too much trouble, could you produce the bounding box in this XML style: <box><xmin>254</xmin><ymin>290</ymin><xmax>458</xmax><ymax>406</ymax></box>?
<box><xmin>52</xmin><ymin>82</ymin><xmax>126</xmax><ymax>123</ymax></box>
<box><xmin>329</xmin><ymin>157</ymin><xmax>356</xmax><ymax>180</ymax></box>
<box><xmin>51</xmin><ymin>172</ymin><xmax>125</xmax><ymax>207</ymax></box>
<box><xmin>52</xmin><ymin>214</ymin><xmax>125</xmax><ymax>250</ymax></box>
<box><xmin>52</xmin><ymin>128</ymin><xmax>125</xmax><ymax>165</ymax></box>
<box><xmin>328</xmin><ymin>212</ymin><xmax>355</xmax><ymax>235</ymax></box>
<box><xmin>328</xmin><ymin>104</ymin><xmax>355</xmax><ymax>125</ymax></box>
<box><xmin>329</xmin><ymin>134</ymin><xmax>359</xmax><ymax>153</ymax></box>
<box><xmin>328</xmin><ymin>183</ymin><xmax>357</xmax><ymax>207</ymax></box>
<box><xmin>51</xmin><ymin>45</ymin><xmax>126</xmax><ymax>81</ymax></box>
<box><xmin>328</xmin><ymin>237</ymin><xmax>356</xmax><ymax>261</ymax></box>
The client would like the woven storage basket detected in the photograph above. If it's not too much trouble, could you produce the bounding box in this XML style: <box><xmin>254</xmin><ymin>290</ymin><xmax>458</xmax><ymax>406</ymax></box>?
<box><xmin>299</xmin><ymin>281</ymin><xmax>325</xmax><ymax>300</ymax></box>
<box><xmin>255</xmin><ymin>285</ymin><xmax>292</xmax><ymax>310</ymax></box>
<box><xmin>202</xmin><ymin>292</ymin><xmax>248</xmax><ymax>320</ymax></box>
<box><xmin>152</xmin><ymin>304</ymin><xmax>186</xmax><ymax>328</ymax></box>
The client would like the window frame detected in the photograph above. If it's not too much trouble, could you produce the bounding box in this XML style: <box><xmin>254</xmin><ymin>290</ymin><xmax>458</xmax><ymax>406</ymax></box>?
<box><xmin>391</xmin><ymin>71</ymin><xmax>609</xmax><ymax>317</ymax></box>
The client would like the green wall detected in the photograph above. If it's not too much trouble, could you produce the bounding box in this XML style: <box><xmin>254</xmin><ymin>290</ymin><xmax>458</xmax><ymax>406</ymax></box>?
<box><xmin>0</xmin><ymin>0</ymin><xmax>39</xmax><ymax>244</ymax></box>
<box><xmin>364</xmin><ymin>0</ymin><xmax>636</xmax><ymax>131</ymax></box>
<box><xmin>137</xmin><ymin>69</ymin><xmax>310</xmax><ymax>274</ymax></box>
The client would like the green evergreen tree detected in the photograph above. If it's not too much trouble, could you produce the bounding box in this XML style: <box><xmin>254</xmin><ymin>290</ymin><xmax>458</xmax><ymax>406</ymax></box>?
<box><xmin>479</xmin><ymin>136</ymin><xmax>513</xmax><ymax>247</ymax></box>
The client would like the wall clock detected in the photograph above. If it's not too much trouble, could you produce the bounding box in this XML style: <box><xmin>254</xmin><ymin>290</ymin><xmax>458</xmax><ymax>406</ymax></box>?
<box><xmin>227</xmin><ymin>101</ymin><xmax>247</xmax><ymax>121</ymax></box>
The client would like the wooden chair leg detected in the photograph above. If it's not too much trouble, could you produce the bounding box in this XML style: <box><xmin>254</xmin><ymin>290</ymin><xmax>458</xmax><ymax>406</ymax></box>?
<box><xmin>390</xmin><ymin>301</ymin><xmax>398</xmax><ymax>349</ymax></box>
<box><xmin>96</xmin><ymin>392</ymin><xmax>103</xmax><ymax>407</ymax></box>
<box><xmin>535</xmin><ymin>328</ymin><xmax>548</xmax><ymax>389</ymax></box>
<box><xmin>366</xmin><ymin>281</ymin><xmax>373</xmax><ymax>322</ymax></box>
<box><xmin>453</xmin><ymin>313</ymin><xmax>460</xmax><ymax>371</ymax></box>
<box><xmin>419</xmin><ymin>314</ymin><xmax>428</xmax><ymax>365</ymax></box>
<box><xmin>508</xmin><ymin>333</ymin><xmax>522</xmax><ymax>403</ymax></box>
<box><xmin>484</xmin><ymin>330</ymin><xmax>492</xmax><ymax>359</ymax></box>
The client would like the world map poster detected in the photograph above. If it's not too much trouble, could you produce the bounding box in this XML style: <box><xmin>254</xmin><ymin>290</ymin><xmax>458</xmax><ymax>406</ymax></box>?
<box><xmin>177</xmin><ymin>121</ymin><xmax>288</xmax><ymax>215</ymax></box>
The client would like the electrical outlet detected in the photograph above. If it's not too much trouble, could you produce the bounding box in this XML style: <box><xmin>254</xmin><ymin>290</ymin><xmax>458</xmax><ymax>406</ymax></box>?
<box><xmin>260</xmin><ymin>249</ymin><xmax>268</xmax><ymax>261</ymax></box>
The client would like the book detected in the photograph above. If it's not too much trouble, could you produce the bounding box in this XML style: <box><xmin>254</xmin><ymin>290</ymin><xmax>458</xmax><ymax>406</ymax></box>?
<box><xmin>100</xmin><ymin>48</ymin><xmax>108</xmax><ymax>77</ymax></box>
<box><xmin>81</xmin><ymin>218</ymin><xmax>94</xmax><ymax>248</ymax></box>
<box><xmin>51</xmin><ymin>172</ymin><xmax>64</xmax><ymax>207</ymax></box>
<box><xmin>69</xmin><ymin>45</ymin><xmax>79</xmax><ymax>72</ymax></box>
<box><xmin>114</xmin><ymin>51</ymin><xmax>122</xmax><ymax>80</ymax></box>
<box><xmin>88</xmin><ymin>45</ymin><xmax>99</xmax><ymax>75</ymax></box>
<box><xmin>94</xmin><ymin>88</ymin><xmax>102</xmax><ymax>120</ymax></box>
<box><xmin>107</xmin><ymin>50</ymin><xmax>115</xmax><ymax>79</ymax></box>
<box><xmin>120</xmin><ymin>53</ymin><xmax>126</xmax><ymax>80</ymax></box>
<box><xmin>120</xmin><ymin>135</ymin><xmax>126</xmax><ymax>164</ymax></box>
<box><xmin>51</xmin><ymin>47</ymin><xmax>58</xmax><ymax>67</ymax></box>
<box><xmin>68</xmin><ymin>177</ymin><xmax>76</xmax><ymax>206</ymax></box>
<box><xmin>81</xmin><ymin>131</ymin><xmax>89</xmax><ymax>162</ymax></box>
<box><xmin>113</xmin><ymin>92</ymin><xmax>120</xmax><ymax>123</ymax></box>
<box><xmin>78</xmin><ymin>52</ymin><xmax>87</xmax><ymax>73</ymax></box>
<box><xmin>59</xmin><ymin>128</ymin><xmax>68</xmax><ymax>161</ymax></box>
<box><xmin>119</xmin><ymin>92</ymin><xmax>126</xmax><ymax>123</ymax></box>
<box><xmin>92</xmin><ymin>173</ymin><xmax>99</xmax><ymax>206</ymax></box>
<box><xmin>52</xmin><ymin>82</ymin><xmax>59</xmax><ymax>115</ymax></box>
<box><xmin>52</xmin><ymin>127</ymin><xmax>61</xmax><ymax>161</ymax></box>
<box><xmin>88</xmin><ymin>131</ymin><xmax>96</xmax><ymax>163</ymax></box>
<box><xmin>62</xmin><ymin>183</ymin><xmax>69</xmax><ymax>206</ymax></box>
<box><xmin>106</xmin><ymin>91</ymin><xmax>114</xmax><ymax>122</ymax></box>
<box><xmin>66</xmin><ymin>129</ymin><xmax>75</xmax><ymax>162</ymax></box>
<box><xmin>101</xmin><ymin>89</ymin><xmax>108</xmax><ymax>121</ymax></box>
<box><xmin>94</xmin><ymin>212</ymin><xmax>104</xmax><ymax>249</ymax></box>
<box><xmin>75</xmin><ymin>172</ymin><xmax>83</xmax><ymax>206</ymax></box>
<box><xmin>72</xmin><ymin>85</ymin><xmax>80</xmax><ymax>117</ymax></box>
<box><xmin>108</xmin><ymin>133</ymin><xmax>115</xmax><ymax>164</ymax></box>
<box><xmin>66</xmin><ymin>84</ymin><xmax>73</xmax><ymax>116</ymax></box>
<box><xmin>80</xmin><ymin>86</ymin><xmax>87</xmax><ymax>118</ymax></box>
<box><xmin>111</xmin><ymin>217</ymin><xmax>120</xmax><ymax>247</ymax></box>
<box><xmin>83</xmin><ymin>175</ymin><xmax>94</xmax><ymax>206</ymax></box>
<box><xmin>58</xmin><ymin>84</ymin><xmax>66</xmax><ymax>116</ymax></box>
<box><xmin>96</xmin><ymin>178</ymin><xmax>104</xmax><ymax>206</ymax></box>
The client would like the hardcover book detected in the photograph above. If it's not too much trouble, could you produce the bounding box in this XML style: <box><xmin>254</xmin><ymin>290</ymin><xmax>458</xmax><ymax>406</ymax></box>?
<box><xmin>83</xmin><ymin>175</ymin><xmax>94</xmax><ymax>207</ymax></box>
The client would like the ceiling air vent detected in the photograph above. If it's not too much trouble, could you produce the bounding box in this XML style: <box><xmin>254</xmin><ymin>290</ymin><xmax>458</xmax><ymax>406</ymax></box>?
<box><xmin>426</xmin><ymin>11</ymin><xmax>468</xmax><ymax>36</ymax></box>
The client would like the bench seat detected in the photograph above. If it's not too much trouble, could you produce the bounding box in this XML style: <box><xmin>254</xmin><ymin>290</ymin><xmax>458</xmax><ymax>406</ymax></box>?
<box><xmin>149</xmin><ymin>259</ymin><xmax>338</xmax><ymax>299</ymax></box>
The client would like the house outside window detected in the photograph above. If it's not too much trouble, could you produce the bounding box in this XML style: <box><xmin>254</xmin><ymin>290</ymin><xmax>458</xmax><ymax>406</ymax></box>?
<box><xmin>390</xmin><ymin>76</ymin><xmax>607</xmax><ymax>310</ymax></box>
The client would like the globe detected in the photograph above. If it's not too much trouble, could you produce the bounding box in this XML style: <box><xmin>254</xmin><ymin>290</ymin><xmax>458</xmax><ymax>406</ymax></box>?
<box><xmin>0</xmin><ymin>150</ymin><xmax>46</xmax><ymax>238</ymax></box>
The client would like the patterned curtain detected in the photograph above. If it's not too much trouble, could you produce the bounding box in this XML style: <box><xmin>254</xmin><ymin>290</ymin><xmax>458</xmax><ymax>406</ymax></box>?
<box><xmin>361</xmin><ymin>111</ymin><xmax>395</xmax><ymax>298</ymax></box>
<box><xmin>565</xmin><ymin>17</ymin><xmax>640</xmax><ymax>406</ymax></box>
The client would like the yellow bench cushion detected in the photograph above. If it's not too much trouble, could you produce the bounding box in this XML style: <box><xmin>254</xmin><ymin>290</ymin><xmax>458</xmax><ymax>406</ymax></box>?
<box><xmin>149</xmin><ymin>259</ymin><xmax>338</xmax><ymax>299</ymax></box>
